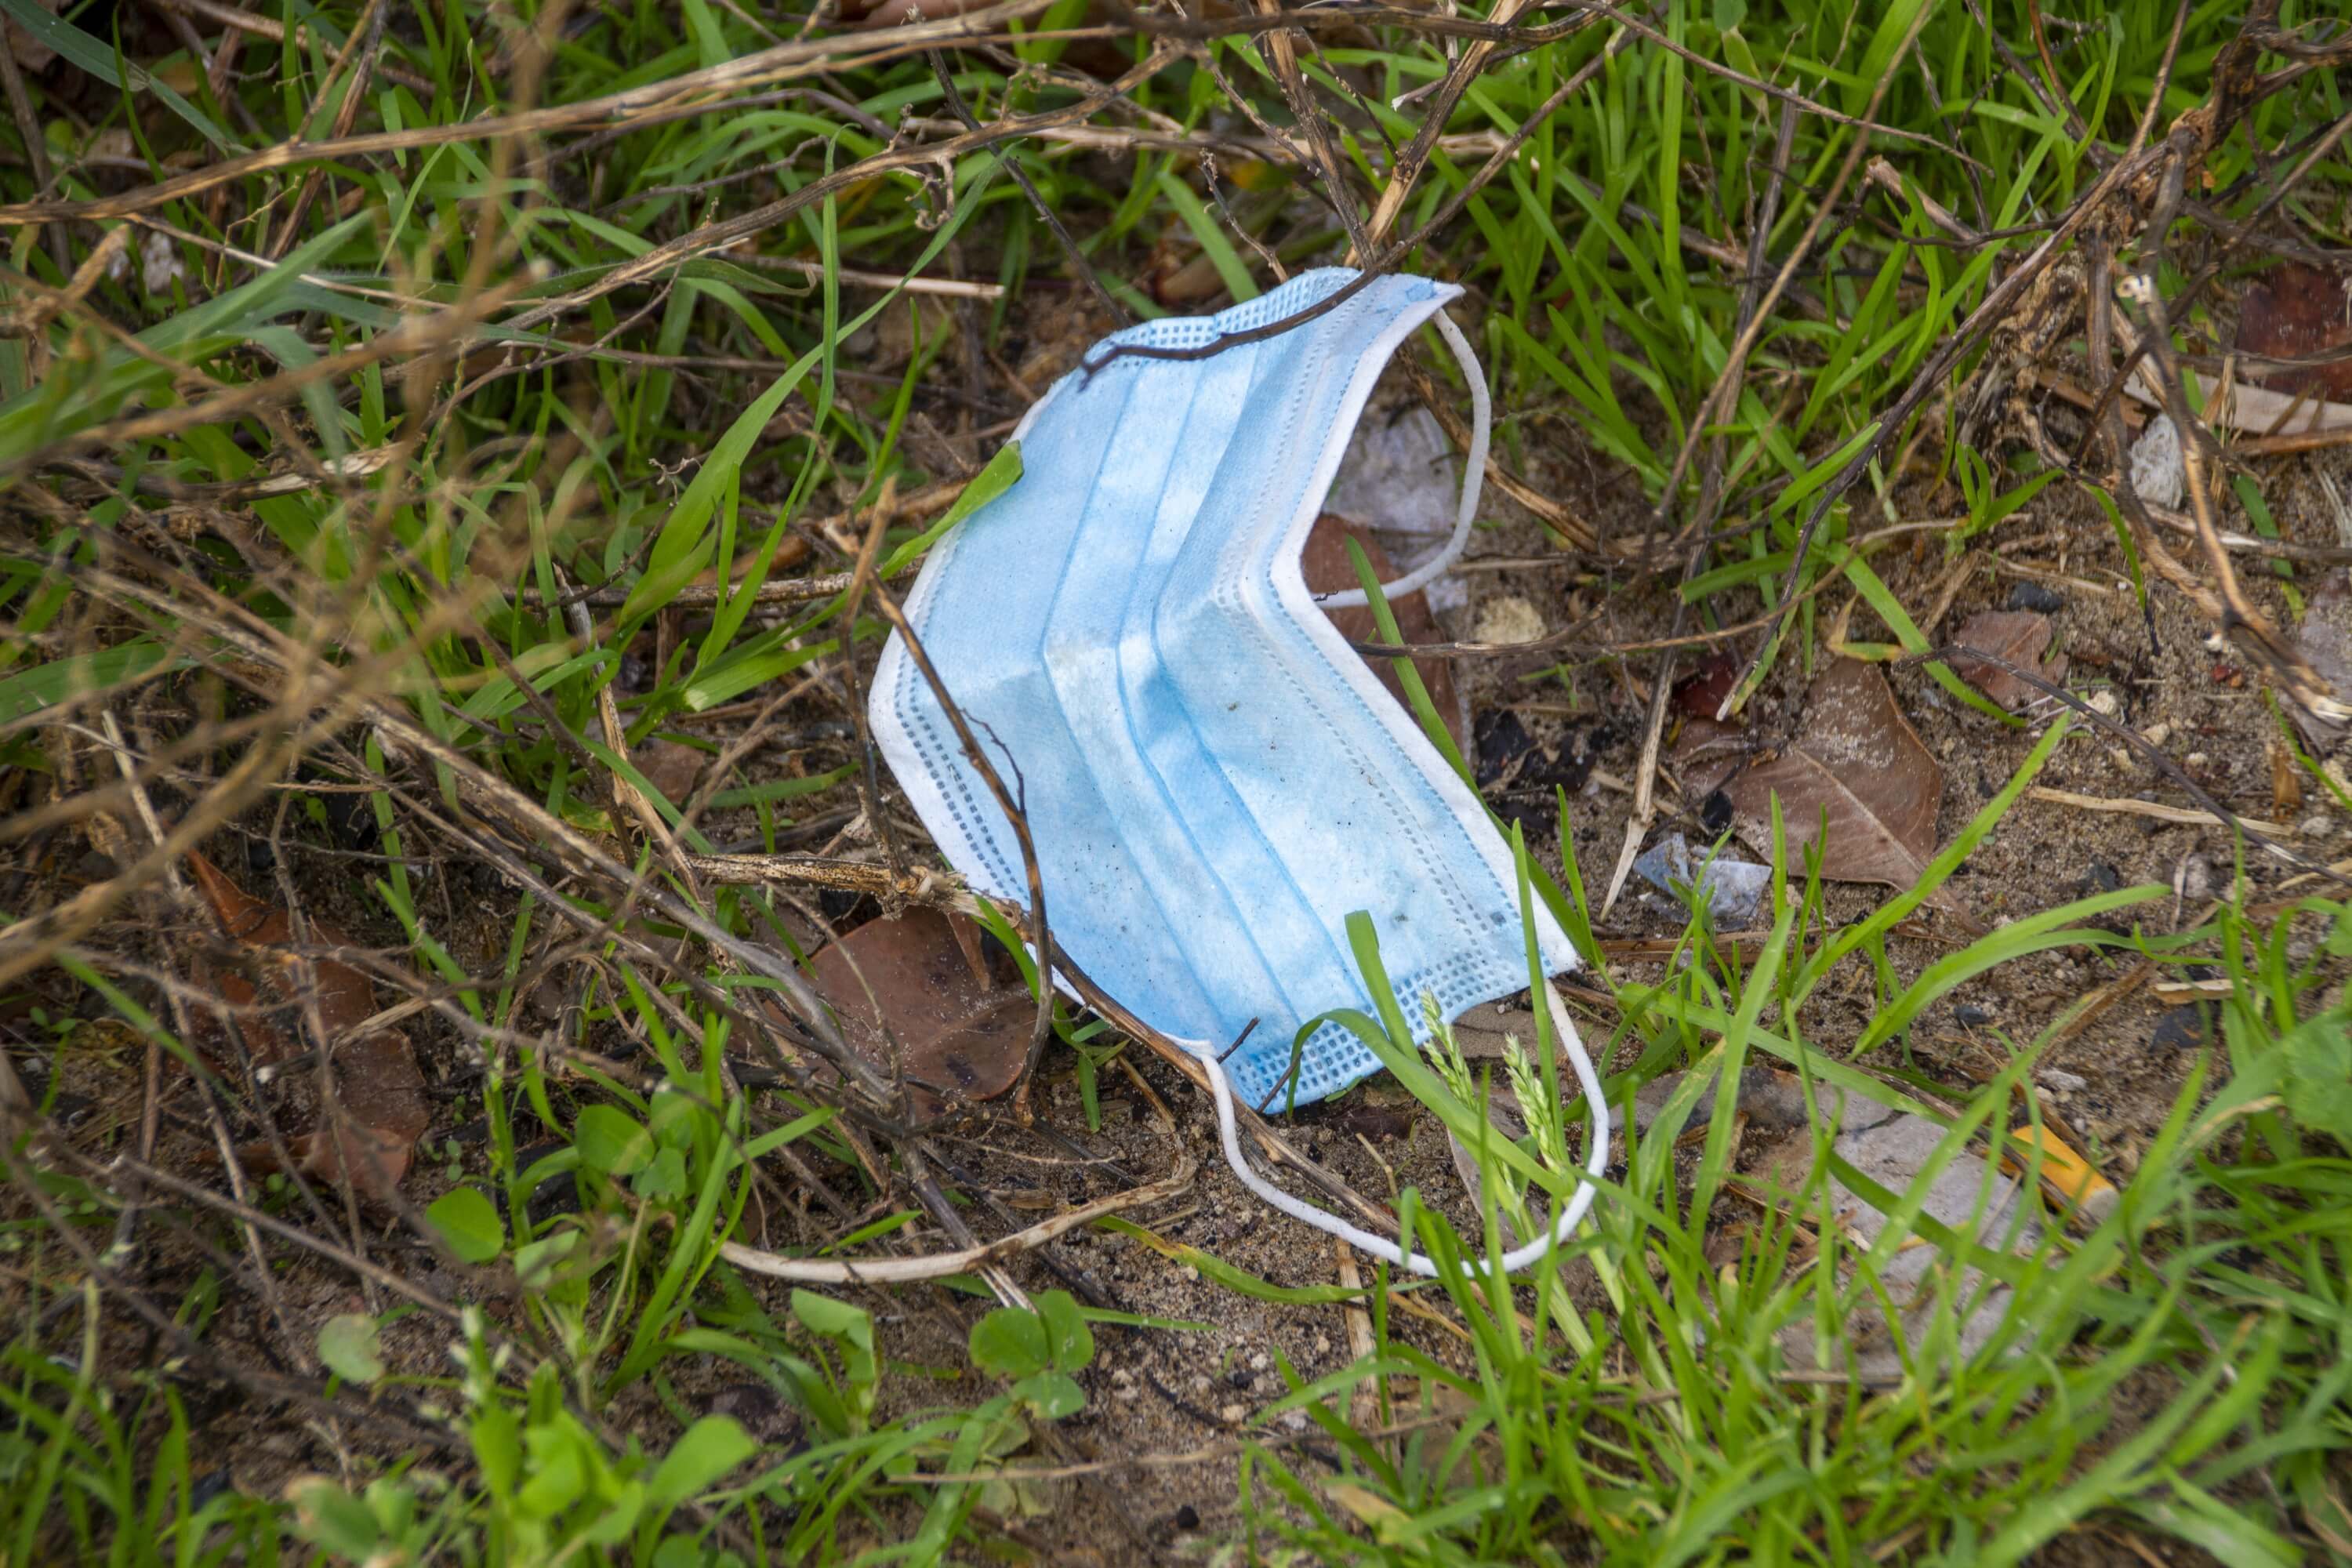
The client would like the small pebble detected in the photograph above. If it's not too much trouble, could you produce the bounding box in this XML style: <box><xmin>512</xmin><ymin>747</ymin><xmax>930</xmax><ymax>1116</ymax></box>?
<box><xmin>2174</xmin><ymin>853</ymin><xmax>2215</xmax><ymax>902</ymax></box>
<box><xmin>1281</xmin><ymin>1410</ymin><xmax>1310</xmax><ymax>1431</ymax></box>
<box><xmin>1312</xmin><ymin>1334</ymin><xmax>1331</xmax><ymax>1356</ymax></box>
<box><xmin>2006</xmin><ymin>583</ymin><xmax>2067</xmax><ymax>614</ymax></box>
<box><xmin>2301</xmin><ymin>815</ymin><xmax>2336</xmax><ymax>839</ymax></box>
<box><xmin>2040</xmin><ymin>1069</ymin><xmax>2089</xmax><ymax>1093</ymax></box>
<box><xmin>2141</xmin><ymin>722</ymin><xmax>2171</xmax><ymax>747</ymax></box>
<box><xmin>1955</xmin><ymin>1005</ymin><xmax>1991</xmax><ymax>1029</ymax></box>
<box><xmin>2185</xmin><ymin>750</ymin><xmax>2208</xmax><ymax>768</ymax></box>
<box><xmin>189</xmin><ymin>1469</ymin><xmax>234</xmax><ymax>1512</ymax></box>
<box><xmin>1472</xmin><ymin>594</ymin><xmax>1547</xmax><ymax>647</ymax></box>
<box><xmin>1248</xmin><ymin>1352</ymin><xmax>1270</xmax><ymax>1371</ymax></box>
<box><xmin>1700</xmin><ymin>789</ymin><xmax>1734</xmax><ymax>838</ymax></box>
<box><xmin>1220</xmin><ymin>1403</ymin><xmax>1247</xmax><ymax>1424</ymax></box>
<box><xmin>2083</xmin><ymin>860</ymin><xmax>2122</xmax><ymax>895</ymax></box>
<box><xmin>2087</xmin><ymin>691</ymin><xmax>2120</xmax><ymax>717</ymax></box>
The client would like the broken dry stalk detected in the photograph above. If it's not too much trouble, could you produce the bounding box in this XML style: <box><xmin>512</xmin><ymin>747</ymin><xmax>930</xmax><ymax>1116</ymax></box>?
<box><xmin>717</xmin><ymin>1159</ymin><xmax>1193</xmax><ymax>1284</ymax></box>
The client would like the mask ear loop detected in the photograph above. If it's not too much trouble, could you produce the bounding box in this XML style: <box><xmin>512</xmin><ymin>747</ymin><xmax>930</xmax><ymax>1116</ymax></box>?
<box><xmin>1316</xmin><ymin>307</ymin><xmax>1489</xmax><ymax>611</ymax></box>
<box><xmin>1188</xmin><ymin>980</ymin><xmax>1608</xmax><ymax>1278</ymax></box>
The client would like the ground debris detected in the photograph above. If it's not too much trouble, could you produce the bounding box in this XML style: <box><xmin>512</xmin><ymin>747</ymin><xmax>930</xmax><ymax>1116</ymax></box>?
<box><xmin>1950</xmin><ymin>609</ymin><xmax>2067</xmax><ymax>710</ymax></box>
<box><xmin>1632</xmin><ymin>830</ymin><xmax>1770</xmax><ymax>927</ymax></box>
<box><xmin>1722</xmin><ymin>658</ymin><xmax>1965</xmax><ymax>923</ymax></box>
<box><xmin>1771</xmin><ymin>1105</ymin><xmax>2042</xmax><ymax>1380</ymax></box>
<box><xmin>2237</xmin><ymin>262</ymin><xmax>2352</xmax><ymax>401</ymax></box>
<box><xmin>184</xmin><ymin>851</ymin><xmax>427</xmax><ymax>1200</ymax></box>
<box><xmin>804</xmin><ymin>906</ymin><xmax>1033</xmax><ymax>1117</ymax></box>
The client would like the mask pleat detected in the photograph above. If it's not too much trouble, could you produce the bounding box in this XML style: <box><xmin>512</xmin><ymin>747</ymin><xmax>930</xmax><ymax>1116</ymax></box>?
<box><xmin>875</xmin><ymin>268</ymin><xmax>1578</xmax><ymax>1111</ymax></box>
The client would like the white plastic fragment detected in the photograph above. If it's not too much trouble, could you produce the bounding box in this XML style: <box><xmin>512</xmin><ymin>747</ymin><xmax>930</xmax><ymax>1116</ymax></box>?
<box><xmin>2128</xmin><ymin>413</ymin><xmax>2184</xmax><ymax>509</ymax></box>
<box><xmin>1632</xmin><ymin>831</ymin><xmax>1772</xmax><ymax>927</ymax></box>
<box><xmin>1780</xmin><ymin>1110</ymin><xmax>2043</xmax><ymax>1377</ymax></box>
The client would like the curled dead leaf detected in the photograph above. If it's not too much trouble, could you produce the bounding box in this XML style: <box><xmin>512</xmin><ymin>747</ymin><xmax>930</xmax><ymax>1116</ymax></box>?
<box><xmin>238</xmin><ymin>1057</ymin><xmax>427</xmax><ymax>1203</ymax></box>
<box><xmin>2237</xmin><ymin>263</ymin><xmax>2352</xmax><ymax>401</ymax></box>
<box><xmin>1725</xmin><ymin>659</ymin><xmax>1971</xmax><ymax>925</ymax></box>
<box><xmin>186</xmin><ymin>851</ymin><xmax>375</xmax><ymax>1055</ymax></box>
<box><xmin>185</xmin><ymin>851</ymin><xmax>426</xmax><ymax>1200</ymax></box>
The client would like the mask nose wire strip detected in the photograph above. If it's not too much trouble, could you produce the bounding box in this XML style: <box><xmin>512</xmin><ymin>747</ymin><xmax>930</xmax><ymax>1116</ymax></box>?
<box><xmin>1189</xmin><ymin>981</ymin><xmax>1608</xmax><ymax>1277</ymax></box>
<box><xmin>1316</xmin><ymin>307</ymin><xmax>1490</xmax><ymax>610</ymax></box>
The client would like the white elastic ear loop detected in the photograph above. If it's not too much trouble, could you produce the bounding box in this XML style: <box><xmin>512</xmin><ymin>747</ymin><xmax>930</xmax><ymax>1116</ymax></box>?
<box><xmin>1192</xmin><ymin>981</ymin><xmax>1608</xmax><ymax>1278</ymax></box>
<box><xmin>1316</xmin><ymin>307</ymin><xmax>1490</xmax><ymax>611</ymax></box>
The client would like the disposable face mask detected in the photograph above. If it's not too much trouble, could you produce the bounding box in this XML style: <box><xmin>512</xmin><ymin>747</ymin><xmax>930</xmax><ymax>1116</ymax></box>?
<box><xmin>871</xmin><ymin>268</ymin><xmax>1607</xmax><ymax>1275</ymax></box>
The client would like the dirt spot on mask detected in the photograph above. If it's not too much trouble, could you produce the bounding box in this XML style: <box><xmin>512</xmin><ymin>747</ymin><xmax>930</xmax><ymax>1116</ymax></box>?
<box><xmin>1301</xmin><ymin>513</ymin><xmax>1468</xmax><ymax>753</ymax></box>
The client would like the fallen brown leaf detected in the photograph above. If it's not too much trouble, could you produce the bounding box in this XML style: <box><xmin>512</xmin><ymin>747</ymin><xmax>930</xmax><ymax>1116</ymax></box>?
<box><xmin>186</xmin><ymin>851</ymin><xmax>374</xmax><ymax>1055</ymax></box>
<box><xmin>249</xmin><ymin>1043</ymin><xmax>430</xmax><ymax>1201</ymax></box>
<box><xmin>806</xmin><ymin>907</ymin><xmax>1031</xmax><ymax>1117</ymax></box>
<box><xmin>1671</xmin><ymin>652</ymin><xmax>1740</xmax><ymax>720</ymax></box>
<box><xmin>185</xmin><ymin>851</ymin><xmax>427</xmax><ymax>1200</ymax></box>
<box><xmin>1726</xmin><ymin>658</ymin><xmax>1969</xmax><ymax>923</ymax></box>
<box><xmin>633</xmin><ymin>739</ymin><xmax>706</xmax><ymax>804</ymax></box>
<box><xmin>2237</xmin><ymin>263</ymin><xmax>2352</xmax><ymax>401</ymax></box>
<box><xmin>1670</xmin><ymin>714</ymin><xmax>1748</xmax><ymax>804</ymax></box>
<box><xmin>1950</xmin><ymin>609</ymin><xmax>2067</xmax><ymax>711</ymax></box>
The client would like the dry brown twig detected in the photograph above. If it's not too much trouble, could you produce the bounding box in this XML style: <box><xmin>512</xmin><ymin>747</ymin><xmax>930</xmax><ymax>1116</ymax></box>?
<box><xmin>266</xmin><ymin>0</ymin><xmax>394</xmax><ymax>260</ymax></box>
<box><xmin>719</xmin><ymin>1155</ymin><xmax>1195</xmax><ymax>1284</ymax></box>
<box><xmin>0</xmin><ymin>0</ymin><xmax>1073</xmax><ymax>226</ymax></box>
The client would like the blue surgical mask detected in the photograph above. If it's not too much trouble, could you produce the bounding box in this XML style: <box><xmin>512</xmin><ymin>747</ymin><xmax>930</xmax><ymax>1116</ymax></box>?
<box><xmin>872</xmin><ymin>268</ymin><xmax>1607</xmax><ymax>1274</ymax></box>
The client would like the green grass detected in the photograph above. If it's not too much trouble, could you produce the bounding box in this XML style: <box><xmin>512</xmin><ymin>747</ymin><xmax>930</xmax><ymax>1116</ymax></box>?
<box><xmin>3</xmin><ymin>0</ymin><xmax>2351</xmax><ymax>1560</ymax></box>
